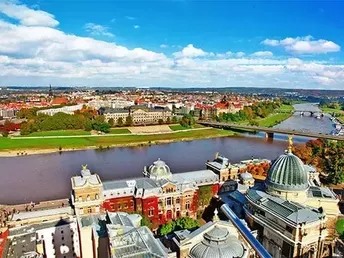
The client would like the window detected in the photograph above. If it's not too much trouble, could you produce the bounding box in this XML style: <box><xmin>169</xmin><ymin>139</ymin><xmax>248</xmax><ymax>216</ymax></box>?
<box><xmin>87</xmin><ymin>194</ymin><xmax>90</xmax><ymax>201</ymax></box>
<box><xmin>61</xmin><ymin>230</ymin><xmax>64</xmax><ymax>234</ymax></box>
<box><xmin>166</xmin><ymin>197</ymin><xmax>172</xmax><ymax>206</ymax></box>
<box><xmin>51</xmin><ymin>233</ymin><xmax>54</xmax><ymax>236</ymax></box>
<box><xmin>95</xmin><ymin>194</ymin><xmax>99</xmax><ymax>200</ymax></box>
<box><xmin>286</xmin><ymin>225</ymin><xmax>293</xmax><ymax>233</ymax></box>
<box><xmin>185</xmin><ymin>200</ymin><xmax>190</xmax><ymax>210</ymax></box>
<box><xmin>62</xmin><ymin>237</ymin><xmax>64</xmax><ymax>240</ymax></box>
<box><xmin>88</xmin><ymin>207</ymin><xmax>92</xmax><ymax>213</ymax></box>
<box><xmin>176</xmin><ymin>198</ymin><xmax>180</xmax><ymax>204</ymax></box>
<box><xmin>148</xmin><ymin>208</ymin><xmax>154</xmax><ymax>217</ymax></box>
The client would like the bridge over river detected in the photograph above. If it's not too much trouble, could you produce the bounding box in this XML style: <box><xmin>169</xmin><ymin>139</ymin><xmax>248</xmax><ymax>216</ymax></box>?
<box><xmin>199</xmin><ymin>121</ymin><xmax>344</xmax><ymax>141</ymax></box>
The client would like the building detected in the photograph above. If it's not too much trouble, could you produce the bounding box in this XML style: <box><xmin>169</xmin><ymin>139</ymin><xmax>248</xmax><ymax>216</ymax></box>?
<box><xmin>107</xmin><ymin>212</ymin><xmax>167</xmax><ymax>258</ymax></box>
<box><xmin>169</xmin><ymin>209</ymin><xmax>259</xmax><ymax>258</ymax></box>
<box><xmin>219</xmin><ymin>136</ymin><xmax>340</xmax><ymax>258</ymax></box>
<box><xmin>71</xmin><ymin>159</ymin><xmax>220</xmax><ymax>226</ymax></box>
<box><xmin>102</xmin><ymin>105</ymin><xmax>172</xmax><ymax>125</ymax></box>
<box><xmin>4</xmin><ymin>218</ymin><xmax>80</xmax><ymax>258</ymax></box>
<box><xmin>37</xmin><ymin>104</ymin><xmax>83</xmax><ymax>116</ymax></box>
<box><xmin>77</xmin><ymin>213</ymin><xmax>108</xmax><ymax>258</ymax></box>
<box><xmin>71</xmin><ymin>165</ymin><xmax>103</xmax><ymax>216</ymax></box>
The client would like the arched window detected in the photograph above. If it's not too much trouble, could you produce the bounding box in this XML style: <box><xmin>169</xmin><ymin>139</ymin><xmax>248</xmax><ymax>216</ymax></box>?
<box><xmin>87</xmin><ymin>195</ymin><xmax>90</xmax><ymax>201</ymax></box>
<box><xmin>95</xmin><ymin>194</ymin><xmax>99</xmax><ymax>200</ymax></box>
<box><xmin>185</xmin><ymin>200</ymin><xmax>190</xmax><ymax>210</ymax></box>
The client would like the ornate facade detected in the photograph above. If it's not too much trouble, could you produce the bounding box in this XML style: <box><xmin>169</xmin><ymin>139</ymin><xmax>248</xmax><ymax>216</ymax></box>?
<box><xmin>71</xmin><ymin>159</ymin><xmax>220</xmax><ymax>226</ymax></box>
<box><xmin>243</xmin><ymin>137</ymin><xmax>339</xmax><ymax>258</ymax></box>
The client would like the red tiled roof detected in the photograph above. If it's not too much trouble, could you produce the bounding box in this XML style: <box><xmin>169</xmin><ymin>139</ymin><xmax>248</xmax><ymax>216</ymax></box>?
<box><xmin>51</xmin><ymin>97</ymin><xmax>68</xmax><ymax>105</ymax></box>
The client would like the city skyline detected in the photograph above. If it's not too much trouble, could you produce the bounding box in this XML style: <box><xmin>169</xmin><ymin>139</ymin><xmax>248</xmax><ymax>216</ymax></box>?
<box><xmin>0</xmin><ymin>0</ymin><xmax>344</xmax><ymax>89</ymax></box>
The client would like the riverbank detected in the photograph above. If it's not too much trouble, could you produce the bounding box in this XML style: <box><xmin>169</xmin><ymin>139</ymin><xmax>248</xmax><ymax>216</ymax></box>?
<box><xmin>0</xmin><ymin>128</ymin><xmax>236</xmax><ymax>157</ymax></box>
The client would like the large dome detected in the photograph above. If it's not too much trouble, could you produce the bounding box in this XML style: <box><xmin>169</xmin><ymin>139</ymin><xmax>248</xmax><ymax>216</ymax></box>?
<box><xmin>266</xmin><ymin>152</ymin><xmax>309</xmax><ymax>192</ymax></box>
<box><xmin>189</xmin><ymin>226</ymin><xmax>244</xmax><ymax>258</ymax></box>
<box><xmin>147</xmin><ymin>158</ymin><xmax>172</xmax><ymax>180</ymax></box>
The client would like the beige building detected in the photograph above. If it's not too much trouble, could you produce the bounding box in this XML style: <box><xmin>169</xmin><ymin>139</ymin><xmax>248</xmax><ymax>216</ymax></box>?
<box><xmin>103</xmin><ymin>105</ymin><xmax>172</xmax><ymax>125</ymax></box>
<box><xmin>71</xmin><ymin>165</ymin><xmax>103</xmax><ymax>216</ymax></box>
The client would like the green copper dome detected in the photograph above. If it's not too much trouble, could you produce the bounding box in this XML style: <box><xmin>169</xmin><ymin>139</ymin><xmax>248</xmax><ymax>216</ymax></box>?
<box><xmin>266</xmin><ymin>152</ymin><xmax>309</xmax><ymax>192</ymax></box>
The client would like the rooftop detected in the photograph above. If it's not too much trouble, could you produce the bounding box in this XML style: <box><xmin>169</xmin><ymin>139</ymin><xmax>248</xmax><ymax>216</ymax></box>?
<box><xmin>11</xmin><ymin>206</ymin><xmax>72</xmax><ymax>221</ymax></box>
<box><xmin>247</xmin><ymin>189</ymin><xmax>324</xmax><ymax>225</ymax></box>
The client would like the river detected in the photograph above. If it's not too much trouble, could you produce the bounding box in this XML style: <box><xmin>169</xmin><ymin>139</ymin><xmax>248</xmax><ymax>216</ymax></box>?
<box><xmin>0</xmin><ymin>103</ymin><xmax>335</xmax><ymax>205</ymax></box>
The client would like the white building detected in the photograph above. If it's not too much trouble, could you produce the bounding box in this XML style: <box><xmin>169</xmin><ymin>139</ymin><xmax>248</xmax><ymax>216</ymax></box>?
<box><xmin>37</xmin><ymin>104</ymin><xmax>83</xmax><ymax>116</ymax></box>
<box><xmin>36</xmin><ymin>218</ymin><xmax>80</xmax><ymax>258</ymax></box>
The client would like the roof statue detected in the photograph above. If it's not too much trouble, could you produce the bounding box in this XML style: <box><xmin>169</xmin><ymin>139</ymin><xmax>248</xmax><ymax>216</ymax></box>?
<box><xmin>213</xmin><ymin>208</ymin><xmax>220</xmax><ymax>222</ymax></box>
<box><xmin>288</xmin><ymin>135</ymin><xmax>294</xmax><ymax>153</ymax></box>
<box><xmin>82</xmin><ymin>164</ymin><xmax>88</xmax><ymax>170</ymax></box>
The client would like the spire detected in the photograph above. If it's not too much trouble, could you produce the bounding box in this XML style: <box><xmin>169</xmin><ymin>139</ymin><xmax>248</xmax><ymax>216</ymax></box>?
<box><xmin>287</xmin><ymin>135</ymin><xmax>294</xmax><ymax>153</ymax></box>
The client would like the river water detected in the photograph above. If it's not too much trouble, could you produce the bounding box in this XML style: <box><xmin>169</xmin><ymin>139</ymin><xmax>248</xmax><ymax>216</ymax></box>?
<box><xmin>0</xmin><ymin>103</ymin><xmax>335</xmax><ymax>204</ymax></box>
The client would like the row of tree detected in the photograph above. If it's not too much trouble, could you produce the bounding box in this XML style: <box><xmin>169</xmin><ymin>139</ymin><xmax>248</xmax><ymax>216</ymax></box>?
<box><xmin>294</xmin><ymin>139</ymin><xmax>344</xmax><ymax>184</ymax></box>
<box><xmin>215</xmin><ymin>101</ymin><xmax>281</xmax><ymax>124</ymax></box>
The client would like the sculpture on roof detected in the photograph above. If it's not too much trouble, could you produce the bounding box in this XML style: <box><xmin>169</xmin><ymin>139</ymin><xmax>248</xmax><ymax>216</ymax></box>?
<box><xmin>82</xmin><ymin>164</ymin><xmax>88</xmax><ymax>170</ymax></box>
<box><xmin>288</xmin><ymin>135</ymin><xmax>294</xmax><ymax>153</ymax></box>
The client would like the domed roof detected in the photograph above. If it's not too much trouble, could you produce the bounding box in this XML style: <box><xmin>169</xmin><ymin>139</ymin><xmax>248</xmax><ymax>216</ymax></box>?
<box><xmin>189</xmin><ymin>226</ymin><xmax>244</xmax><ymax>258</ymax></box>
<box><xmin>266</xmin><ymin>151</ymin><xmax>308</xmax><ymax>192</ymax></box>
<box><xmin>147</xmin><ymin>158</ymin><xmax>172</xmax><ymax>180</ymax></box>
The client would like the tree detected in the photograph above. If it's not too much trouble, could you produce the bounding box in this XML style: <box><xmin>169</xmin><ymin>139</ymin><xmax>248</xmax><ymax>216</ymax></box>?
<box><xmin>198</xmin><ymin>185</ymin><xmax>213</xmax><ymax>207</ymax></box>
<box><xmin>159</xmin><ymin>221</ymin><xmax>175</xmax><ymax>236</ymax></box>
<box><xmin>125</xmin><ymin>115</ymin><xmax>133</xmax><ymax>126</ymax></box>
<box><xmin>158</xmin><ymin>119</ymin><xmax>164</xmax><ymax>125</ymax></box>
<box><xmin>117</xmin><ymin>117</ymin><xmax>124</xmax><ymax>127</ymax></box>
<box><xmin>166</xmin><ymin>117</ymin><xmax>171</xmax><ymax>124</ymax></box>
<box><xmin>172</xmin><ymin>116</ymin><xmax>178</xmax><ymax>124</ymax></box>
<box><xmin>175</xmin><ymin>217</ymin><xmax>199</xmax><ymax>230</ymax></box>
<box><xmin>108</xmin><ymin>118</ymin><xmax>114</xmax><ymax>127</ymax></box>
<box><xmin>1</xmin><ymin>131</ymin><xmax>8</xmax><ymax>137</ymax></box>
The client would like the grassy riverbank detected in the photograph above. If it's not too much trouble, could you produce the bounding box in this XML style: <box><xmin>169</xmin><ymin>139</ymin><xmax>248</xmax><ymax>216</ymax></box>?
<box><xmin>238</xmin><ymin>104</ymin><xmax>294</xmax><ymax>128</ymax></box>
<box><xmin>0</xmin><ymin>128</ymin><xmax>235</xmax><ymax>155</ymax></box>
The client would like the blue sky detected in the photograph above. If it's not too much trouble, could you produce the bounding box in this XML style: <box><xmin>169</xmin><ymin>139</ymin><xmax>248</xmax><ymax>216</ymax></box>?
<box><xmin>0</xmin><ymin>0</ymin><xmax>343</xmax><ymax>89</ymax></box>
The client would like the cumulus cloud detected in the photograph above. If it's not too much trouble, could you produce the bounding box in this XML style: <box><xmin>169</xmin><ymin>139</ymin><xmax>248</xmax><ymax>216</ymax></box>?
<box><xmin>84</xmin><ymin>23</ymin><xmax>114</xmax><ymax>37</ymax></box>
<box><xmin>0</xmin><ymin>1</ymin><xmax>59</xmax><ymax>27</ymax></box>
<box><xmin>133</xmin><ymin>25</ymin><xmax>140</xmax><ymax>29</ymax></box>
<box><xmin>262</xmin><ymin>36</ymin><xmax>340</xmax><ymax>54</ymax></box>
<box><xmin>236</xmin><ymin>52</ymin><xmax>245</xmax><ymax>58</ymax></box>
<box><xmin>0</xmin><ymin>3</ymin><xmax>343</xmax><ymax>89</ymax></box>
<box><xmin>251</xmin><ymin>51</ymin><xmax>273</xmax><ymax>57</ymax></box>
<box><xmin>173</xmin><ymin>44</ymin><xmax>207</xmax><ymax>58</ymax></box>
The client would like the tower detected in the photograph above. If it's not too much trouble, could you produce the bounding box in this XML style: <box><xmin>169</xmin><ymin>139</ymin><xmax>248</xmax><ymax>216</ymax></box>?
<box><xmin>48</xmin><ymin>84</ymin><xmax>53</xmax><ymax>97</ymax></box>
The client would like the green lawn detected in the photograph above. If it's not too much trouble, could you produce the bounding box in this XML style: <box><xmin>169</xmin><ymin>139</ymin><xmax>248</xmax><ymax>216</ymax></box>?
<box><xmin>336</xmin><ymin>219</ymin><xmax>344</xmax><ymax>234</ymax></box>
<box><xmin>257</xmin><ymin>113</ymin><xmax>291</xmax><ymax>127</ymax></box>
<box><xmin>19</xmin><ymin>130</ymin><xmax>91</xmax><ymax>137</ymax></box>
<box><xmin>108</xmin><ymin>128</ymin><xmax>131</xmax><ymax>134</ymax></box>
<box><xmin>321</xmin><ymin>106</ymin><xmax>344</xmax><ymax>115</ymax></box>
<box><xmin>0</xmin><ymin>129</ymin><xmax>234</xmax><ymax>151</ymax></box>
<box><xmin>277</xmin><ymin>104</ymin><xmax>294</xmax><ymax>112</ymax></box>
<box><xmin>169</xmin><ymin>124</ymin><xmax>204</xmax><ymax>131</ymax></box>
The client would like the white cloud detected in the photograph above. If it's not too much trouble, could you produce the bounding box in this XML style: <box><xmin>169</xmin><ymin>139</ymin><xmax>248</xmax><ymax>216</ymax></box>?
<box><xmin>0</xmin><ymin>1</ymin><xmax>59</xmax><ymax>27</ymax></box>
<box><xmin>84</xmin><ymin>23</ymin><xmax>114</xmax><ymax>37</ymax></box>
<box><xmin>251</xmin><ymin>51</ymin><xmax>273</xmax><ymax>57</ymax></box>
<box><xmin>160</xmin><ymin>44</ymin><xmax>168</xmax><ymax>48</ymax></box>
<box><xmin>236</xmin><ymin>52</ymin><xmax>245</xmax><ymax>58</ymax></box>
<box><xmin>134</xmin><ymin>25</ymin><xmax>140</xmax><ymax>29</ymax></box>
<box><xmin>125</xmin><ymin>16</ymin><xmax>135</xmax><ymax>20</ymax></box>
<box><xmin>313</xmin><ymin>76</ymin><xmax>336</xmax><ymax>85</ymax></box>
<box><xmin>173</xmin><ymin>44</ymin><xmax>207</xmax><ymax>58</ymax></box>
<box><xmin>0</xmin><ymin>3</ymin><xmax>343</xmax><ymax>89</ymax></box>
<box><xmin>262</xmin><ymin>36</ymin><xmax>340</xmax><ymax>54</ymax></box>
